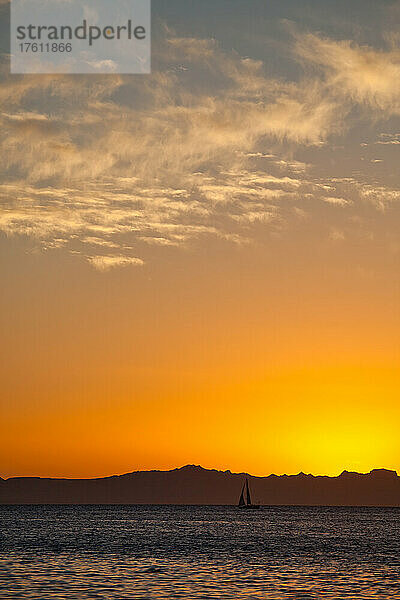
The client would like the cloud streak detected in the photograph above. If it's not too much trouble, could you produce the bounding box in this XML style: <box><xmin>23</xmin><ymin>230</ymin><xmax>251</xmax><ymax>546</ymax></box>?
<box><xmin>87</xmin><ymin>255</ymin><xmax>144</xmax><ymax>271</ymax></box>
<box><xmin>1</xmin><ymin>27</ymin><xmax>400</xmax><ymax>268</ymax></box>
<box><xmin>295</xmin><ymin>33</ymin><xmax>400</xmax><ymax>114</ymax></box>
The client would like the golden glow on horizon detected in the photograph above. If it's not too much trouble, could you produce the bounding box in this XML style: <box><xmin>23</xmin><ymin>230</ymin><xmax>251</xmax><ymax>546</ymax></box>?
<box><xmin>1</xmin><ymin>7</ymin><xmax>400</xmax><ymax>481</ymax></box>
<box><xmin>2</xmin><ymin>361</ymin><xmax>399</xmax><ymax>479</ymax></box>
<box><xmin>1</xmin><ymin>241</ymin><xmax>399</xmax><ymax>479</ymax></box>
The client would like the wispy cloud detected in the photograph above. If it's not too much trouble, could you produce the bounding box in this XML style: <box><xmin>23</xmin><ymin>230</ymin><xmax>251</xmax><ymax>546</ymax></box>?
<box><xmin>376</xmin><ymin>133</ymin><xmax>400</xmax><ymax>145</ymax></box>
<box><xmin>87</xmin><ymin>255</ymin><xmax>144</xmax><ymax>271</ymax></box>
<box><xmin>295</xmin><ymin>33</ymin><xmax>400</xmax><ymax>114</ymax></box>
<box><xmin>1</xmin><ymin>27</ymin><xmax>399</xmax><ymax>269</ymax></box>
<box><xmin>324</xmin><ymin>197</ymin><xmax>351</xmax><ymax>207</ymax></box>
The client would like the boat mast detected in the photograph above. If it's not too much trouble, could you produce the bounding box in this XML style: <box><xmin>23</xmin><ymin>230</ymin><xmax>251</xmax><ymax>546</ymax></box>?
<box><xmin>246</xmin><ymin>478</ymin><xmax>251</xmax><ymax>505</ymax></box>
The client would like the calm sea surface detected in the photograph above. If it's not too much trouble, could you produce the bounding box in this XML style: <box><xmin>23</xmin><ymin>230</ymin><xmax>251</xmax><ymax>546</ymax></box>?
<box><xmin>1</xmin><ymin>505</ymin><xmax>400</xmax><ymax>599</ymax></box>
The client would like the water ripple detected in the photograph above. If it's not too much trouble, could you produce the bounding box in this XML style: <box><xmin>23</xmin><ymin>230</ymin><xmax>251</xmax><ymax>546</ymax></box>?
<box><xmin>1</xmin><ymin>505</ymin><xmax>400</xmax><ymax>598</ymax></box>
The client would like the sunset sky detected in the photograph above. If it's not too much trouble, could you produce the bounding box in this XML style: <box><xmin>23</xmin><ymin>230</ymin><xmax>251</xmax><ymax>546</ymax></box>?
<box><xmin>1</xmin><ymin>0</ymin><xmax>400</xmax><ymax>479</ymax></box>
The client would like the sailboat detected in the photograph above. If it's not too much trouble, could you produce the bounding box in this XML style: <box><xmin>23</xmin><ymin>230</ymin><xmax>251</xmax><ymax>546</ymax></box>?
<box><xmin>238</xmin><ymin>477</ymin><xmax>260</xmax><ymax>509</ymax></box>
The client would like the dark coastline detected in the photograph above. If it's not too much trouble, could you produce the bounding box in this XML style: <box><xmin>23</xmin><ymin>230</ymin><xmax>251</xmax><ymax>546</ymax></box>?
<box><xmin>1</xmin><ymin>465</ymin><xmax>400</xmax><ymax>506</ymax></box>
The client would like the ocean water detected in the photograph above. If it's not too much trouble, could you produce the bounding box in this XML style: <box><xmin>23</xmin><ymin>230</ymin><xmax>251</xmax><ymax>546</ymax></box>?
<box><xmin>1</xmin><ymin>505</ymin><xmax>400</xmax><ymax>599</ymax></box>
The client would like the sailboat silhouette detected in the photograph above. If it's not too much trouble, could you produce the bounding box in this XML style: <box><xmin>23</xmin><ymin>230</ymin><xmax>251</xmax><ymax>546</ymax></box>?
<box><xmin>238</xmin><ymin>477</ymin><xmax>260</xmax><ymax>509</ymax></box>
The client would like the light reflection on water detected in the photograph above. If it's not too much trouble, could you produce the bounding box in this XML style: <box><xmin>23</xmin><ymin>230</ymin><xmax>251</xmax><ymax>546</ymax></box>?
<box><xmin>1</xmin><ymin>505</ymin><xmax>400</xmax><ymax>599</ymax></box>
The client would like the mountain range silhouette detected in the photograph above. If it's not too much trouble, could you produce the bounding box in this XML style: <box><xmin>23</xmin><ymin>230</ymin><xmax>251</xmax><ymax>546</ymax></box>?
<box><xmin>1</xmin><ymin>465</ymin><xmax>399</xmax><ymax>505</ymax></box>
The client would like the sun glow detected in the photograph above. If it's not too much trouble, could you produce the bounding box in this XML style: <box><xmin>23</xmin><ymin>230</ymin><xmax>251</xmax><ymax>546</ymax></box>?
<box><xmin>1</xmin><ymin>0</ymin><xmax>400</xmax><ymax>481</ymax></box>
<box><xmin>2</xmin><ymin>359</ymin><xmax>399</xmax><ymax>478</ymax></box>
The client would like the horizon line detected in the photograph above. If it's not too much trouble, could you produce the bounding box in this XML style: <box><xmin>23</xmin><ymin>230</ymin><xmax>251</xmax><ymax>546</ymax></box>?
<box><xmin>2</xmin><ymin>463</ymin><xmax>398</xmax><ymax>482</ymax></box>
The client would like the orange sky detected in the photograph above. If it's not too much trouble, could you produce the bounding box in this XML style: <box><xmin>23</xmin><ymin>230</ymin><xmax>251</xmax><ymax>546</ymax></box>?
<box><xmin>1</xmin><ymin>0</ymin><xmax>400</xmax><ymax>478</ymax></box>
<box><xmin>1</xmin><ymin>235</ymin><xmax>399</xmax><ymax>478</ymax></box>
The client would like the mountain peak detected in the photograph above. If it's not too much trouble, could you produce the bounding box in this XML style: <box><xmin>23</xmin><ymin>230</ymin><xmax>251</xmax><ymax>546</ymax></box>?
<box><xmin>2</xmin><ymin>465</ymin><xmax>400</xmax><ymax>505</ymax></box>
<box><xmin>339</xmin><ymin>468</ymin><xmax>398</xmax><ymax>479</ymax></box>
<box><xmin>369</xmin><ymin>468</ymin><xmax>398</xmax><ymax>478</ymax></box>
<box><xmin>176</xmin><ymin>464</ymin><xmax>205</xmax><ymax>472</ymax></box>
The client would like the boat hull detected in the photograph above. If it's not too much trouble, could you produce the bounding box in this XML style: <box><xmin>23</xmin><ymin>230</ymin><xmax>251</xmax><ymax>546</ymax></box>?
<box><xmin>238</xmin><ymin>504</ymin><xmax>261</xmax><ymax>509</ymax></box>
